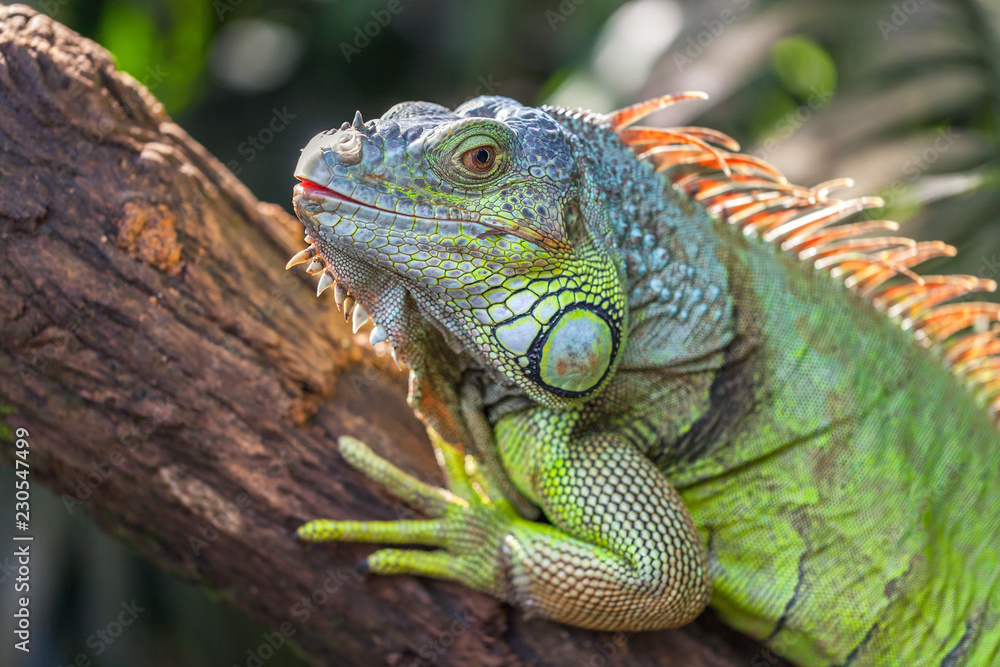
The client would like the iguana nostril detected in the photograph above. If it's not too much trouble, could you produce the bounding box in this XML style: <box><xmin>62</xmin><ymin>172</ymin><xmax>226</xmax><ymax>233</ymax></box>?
<box><xmin>331</xmin><ymin>130</ymin><xmax>362</xmax><ymax>165</ymax></box>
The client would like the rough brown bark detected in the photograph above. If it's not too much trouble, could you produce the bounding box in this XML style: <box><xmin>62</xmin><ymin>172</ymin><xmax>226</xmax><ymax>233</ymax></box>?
<box><xmin>0</xmin><ymin>5</ymin><xmax>788</xmax><ymax>666</ymax></box>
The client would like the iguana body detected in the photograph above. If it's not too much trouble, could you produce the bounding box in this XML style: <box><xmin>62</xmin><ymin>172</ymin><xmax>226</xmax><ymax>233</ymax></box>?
<box><xmin>287</xmin><ymin>94</ymin><xmax>1000</xmax><ymax>665</ymax></box>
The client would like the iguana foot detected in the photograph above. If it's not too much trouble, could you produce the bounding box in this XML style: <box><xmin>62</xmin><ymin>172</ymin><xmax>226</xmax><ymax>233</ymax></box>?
<box><xmin>296</xmin><ymin>435</ymin><xmax>522</xmax><ymax>597</ymax></box>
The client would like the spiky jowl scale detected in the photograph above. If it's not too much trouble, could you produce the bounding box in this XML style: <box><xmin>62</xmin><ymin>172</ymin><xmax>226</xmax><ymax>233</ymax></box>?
<box><xmin>289</xmin><ymin>94</ymin><xmax>1000</xmax><ymax>665</ymax></box>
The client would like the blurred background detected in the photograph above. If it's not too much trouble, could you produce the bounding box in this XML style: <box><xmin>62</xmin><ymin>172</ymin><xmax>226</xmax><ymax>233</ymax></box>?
<box><xmin>2</xmin><ymin>0</ymin><xmax>998</xmax><ymax>664</ymax></box>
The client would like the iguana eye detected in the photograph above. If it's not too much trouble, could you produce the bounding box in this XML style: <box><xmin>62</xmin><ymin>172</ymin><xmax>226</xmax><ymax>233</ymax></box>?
<box><xmin>462</xmin><ymin>145</ymin><xmax>496</xmax><ymax>173</ymax></box>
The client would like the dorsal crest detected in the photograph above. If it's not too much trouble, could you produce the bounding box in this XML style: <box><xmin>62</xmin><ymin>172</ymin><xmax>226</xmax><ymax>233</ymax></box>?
<box><xmin>589</xmin><ymin>92</ymin><xmax>1000</xmax><ymax>423</ymax></box>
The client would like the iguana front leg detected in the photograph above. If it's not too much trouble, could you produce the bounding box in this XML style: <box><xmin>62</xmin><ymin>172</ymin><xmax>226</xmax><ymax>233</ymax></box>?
<box><xmin>297</xmin><ymin>410</ymin><xmax>710</xmax><ymax>631</ymax></box>
<box><xmin>491</xmin><ymin>407</ymin><xmax>711</xmax><ymax>630</ymax></box>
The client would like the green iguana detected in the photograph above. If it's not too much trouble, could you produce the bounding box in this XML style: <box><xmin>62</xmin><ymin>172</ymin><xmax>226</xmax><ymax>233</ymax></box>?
<box><xmin>286</xmin><ymin>92</ymin><xmax>1000</xmax><ymax>666</ymax></box>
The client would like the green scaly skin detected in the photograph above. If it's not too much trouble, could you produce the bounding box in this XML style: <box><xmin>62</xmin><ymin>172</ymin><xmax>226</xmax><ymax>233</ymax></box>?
<box><xmin>288</xmin><ymin>98</ymin><xmax>1000</xmax><ymax>665</ymax></box>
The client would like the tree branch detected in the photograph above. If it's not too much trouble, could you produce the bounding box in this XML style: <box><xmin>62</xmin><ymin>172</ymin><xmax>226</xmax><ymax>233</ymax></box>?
<box><xmin>0</xmin><ymin>5</ymin><xmax>785</xmax><ymax>665</ymax></box>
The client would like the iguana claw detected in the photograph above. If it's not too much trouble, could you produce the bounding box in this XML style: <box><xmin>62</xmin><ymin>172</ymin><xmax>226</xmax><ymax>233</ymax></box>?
<box><xmin>295</xmin><ymin>435</ymin><xmax>521</xmax><ymax>598</ymax></box>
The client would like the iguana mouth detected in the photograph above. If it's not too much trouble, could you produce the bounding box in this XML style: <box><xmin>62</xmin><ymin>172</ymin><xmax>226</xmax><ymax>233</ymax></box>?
<box><xmin>288</xmin><ymin>175</ymin><xmax>547</xmax><ymax>366</ymax></box>
<box><xmin>296</xmin><ymin>179</ymin><xmax>380</xmax><ymax>210</ymax></box>
<box><xmin>289</xmin><ymin>180</ymin><xmax>408</xmax><ymax>362</ymax></box>
<box><xmin>295</xmin><ymin>178</ymin><xmax>548</xmax><ymax>246</ymax></box>
<box><xmin>290</xmin><ymin>176</ymin><xmax>518</xmax><ymax>368</ymax></box>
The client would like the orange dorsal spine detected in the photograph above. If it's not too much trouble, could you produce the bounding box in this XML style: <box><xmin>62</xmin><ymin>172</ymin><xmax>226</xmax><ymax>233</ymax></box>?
<box><xmin>603</xmin><ymin>92</ymin><xmax>1000</xmax><ymax>422</ymax></box>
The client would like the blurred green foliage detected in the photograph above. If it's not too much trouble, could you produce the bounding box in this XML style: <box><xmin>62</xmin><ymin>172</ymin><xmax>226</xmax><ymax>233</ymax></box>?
<box><xmin>95</xmin><ymin>0</ymin><xmax>211</xmax><ymax>110</ymax></box>
<box><xmin>771</xmin><ymin>36</ymin><xmax>836</xmax><ymax>99</ymax></box>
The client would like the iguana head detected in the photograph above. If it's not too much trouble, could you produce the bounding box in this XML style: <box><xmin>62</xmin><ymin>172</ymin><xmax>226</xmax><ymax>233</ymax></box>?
<box><xmin>291</xmin><ymin>96</ymin><xmax>627</xmax><ymax>408</ymax></box>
